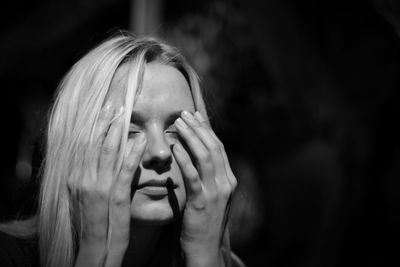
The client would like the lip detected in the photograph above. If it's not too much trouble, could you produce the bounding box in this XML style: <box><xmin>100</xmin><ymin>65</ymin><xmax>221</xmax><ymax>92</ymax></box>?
<box><xmin>138</xmin><ymin>186</ymin><xmax>169</xmax><ymax>196</ymax></box>
<box><xmin>135</xmin><ymin>178</ymin><xmax>177</xmax><ymax>190</ymax></box>
<box><xmin>134</xmin><ymin>178</ymin><xmax>177</xmax><ymax>199</ymax></box>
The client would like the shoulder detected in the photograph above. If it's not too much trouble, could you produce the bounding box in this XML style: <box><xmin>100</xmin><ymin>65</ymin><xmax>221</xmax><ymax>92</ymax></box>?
<box><xmin>0</xmin><ymin>231</ymin><xmax>39</xmax><ymax>267</ymax></box>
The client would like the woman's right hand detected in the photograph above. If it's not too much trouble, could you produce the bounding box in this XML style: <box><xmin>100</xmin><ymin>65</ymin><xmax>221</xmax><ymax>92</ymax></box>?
<box><xmin>72</xmin><ymin>102</ymin><xmax>146</xmax><ymax>267</ymax></box>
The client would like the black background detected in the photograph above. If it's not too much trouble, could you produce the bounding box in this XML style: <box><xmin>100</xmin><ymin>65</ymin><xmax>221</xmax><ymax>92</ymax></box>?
<box><xmin>1</xmin><ymin>0</ymin><xmax>399</xmax><ymax>266</ymax></box>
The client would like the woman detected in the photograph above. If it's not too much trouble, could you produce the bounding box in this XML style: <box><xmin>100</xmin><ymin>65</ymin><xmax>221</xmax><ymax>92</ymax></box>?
<box><xmin>0</xmin><ymin>32</ymin><xmax>244</xmax><ymax>267</ymax></box>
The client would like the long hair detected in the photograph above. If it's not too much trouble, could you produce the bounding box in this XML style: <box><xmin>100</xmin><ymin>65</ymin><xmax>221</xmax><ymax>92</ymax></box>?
<box><xmin>40</xmin><ymin>33</ymin><xmax>210</xmax><ymax>267</ymax></box>
<box><xmin>1</xmin><ymin>32</ymin><xmax>225</xmax><ymax>267</ymax></box>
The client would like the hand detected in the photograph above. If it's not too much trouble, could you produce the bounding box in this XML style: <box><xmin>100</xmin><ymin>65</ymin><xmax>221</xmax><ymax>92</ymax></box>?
<box><xmin>70</xmin><ymin>103</ymin><xmax>146</xmax><ymax>267</ymax></box>
<box><xmin>173</xmin><ymin>111</ymin><xmax>237</xmax><ymax>267</ymax></box>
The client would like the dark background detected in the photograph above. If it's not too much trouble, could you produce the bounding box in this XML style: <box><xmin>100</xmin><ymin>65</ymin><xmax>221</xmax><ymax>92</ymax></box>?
<box><xmin>1</xmin><ymin>0</ymin><xmax>400</xmax><ymax>266</ymax></box>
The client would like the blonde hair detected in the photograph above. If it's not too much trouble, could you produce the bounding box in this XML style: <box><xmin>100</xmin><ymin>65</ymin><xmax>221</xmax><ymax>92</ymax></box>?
<box><xmin>2</xmin><ymin>32</ymin><xmax>210</xmax><ymax>267</ymax></box>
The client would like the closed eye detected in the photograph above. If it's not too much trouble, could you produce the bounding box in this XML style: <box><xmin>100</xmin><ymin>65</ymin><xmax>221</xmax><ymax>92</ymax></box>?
<box><xmin>128</xmin><ymin>125</ymin><xmax>142</xmax><ymax>138</ymax></box>
<box><xmin>128</xmin><ymin>131</ymin><xmax>142</xmax><ymax>139</ymax></box>
<box><xmin>165</xmin><ymin>125</ymin><xmax>179</xmax><ymax>138</ymax></box>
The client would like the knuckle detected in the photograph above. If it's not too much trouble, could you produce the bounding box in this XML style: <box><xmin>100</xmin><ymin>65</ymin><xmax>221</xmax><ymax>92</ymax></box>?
<box><xmin>218</xmin><ymin>140</ymin><xmax>225</xmax><ymax>151</ymax></box>
<box><xmin>192</xmin><ymin>121</ymin><xmax>202</xmax><ymax>130</ymax></box>
<box><xmin>199</xmin><ymin>150</ymin><xmax>211</xmax><ymax>163</ymax></box>
<box><xmin>191</xmin><ymin>180</ymin><xmax>202</xmax><ymax>192</ymax></box>
<box><xmin>231</xmin><ymin>178</ymin><xmax>238</xmax><ymax>190</ymax></box>
<box><xmin>93</xmin><ymin>186</ymin><xmax>110</xmax><ymax>197</ymax></box>
<box><xmin>123</xmin><ymin>161</ymin><xmax>137</xmax><ymax>173</ymax></box>
<box><xmin>79</xmin><ymin>180</ymin><xmax>110</xmax><ymax>198</ymax></box>
<box><xmin>209</xmin><ymin>142</ymin><xmax>220</xmax><ymax>154</ymax></box>
<box><xmin>187</xmin><ymin>170</ymin><xmax>200</xmax><ymax>183</ymax></box>
<box><xmin>187</xmin><ymin>201</ymin><xmax>206</xmax><ymax>211</ymax></box>
<box><xmin>185</xmin><ymin>169</ymin><xmax>201</xmax><ymax>187</ymax></box>
<box><xmin>101</xmin><ymin>145</ymin><xmax>116</xmax><ymax>155</ymax></box>
<box><xmin>220</xmin><ymin>184</ymin><xmax>233</xmax><ymax>198</ymax></box>
<box><xmin>111</xmin><ymin>193</ymin><xmax>128</xmax><ymax>206</ymax></box>
<box><xmin>217</xmin><ymin>179</ymin><xmax>234</xmax><ymax>196</ymax></box>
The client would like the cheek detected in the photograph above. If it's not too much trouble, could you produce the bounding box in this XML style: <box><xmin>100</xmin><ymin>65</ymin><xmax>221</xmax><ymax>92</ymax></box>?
<box><xmin>170</xmin><ymin>159</ymin><xmax>187</xmax><ymax>208</ymax></box>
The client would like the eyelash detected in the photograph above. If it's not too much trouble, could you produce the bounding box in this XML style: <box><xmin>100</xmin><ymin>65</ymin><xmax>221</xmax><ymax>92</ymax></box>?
<box><xmin>128</xmin><ymin>130</ymin><xmax>141</xmax><ymax>138</ymax></box>
<box><xmin>165</xmin><ymin>130</ymin><xmax>178</xmax><ymax>139</ymax></box>
<box><xmin>127</xmin><ymin>129</ymin><xmax>179</xmax><ymax>138</ymax></box>
<box><xmin>165</xmin><ymin>124</ymin><xmax>179</xmax><ymax>137</ymax></box>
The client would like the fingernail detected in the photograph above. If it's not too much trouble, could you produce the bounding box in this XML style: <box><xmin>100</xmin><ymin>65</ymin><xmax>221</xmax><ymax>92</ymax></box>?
<box><xmin>194</xmin><ymin>111</ymin><xmax>205</xmax><ymax>122</ymax></box>
<box><xmin>118</xmin><ymin>106</ymin><xmax>125</xmax><ymax>114</ymax></box>
<box><xmin>181</xmin><ymin>110</ymin><xmax>193</xmax><ymax>120</ymax></box>
<box><xmin>104</xmin><ymin>101</ymin><xmax>112</xmax><ymax>111</ymax></box>
<box><xmin>175</xmin><ymin>118</ymin><xmax>188</xmax><ymax>129</ymax></box>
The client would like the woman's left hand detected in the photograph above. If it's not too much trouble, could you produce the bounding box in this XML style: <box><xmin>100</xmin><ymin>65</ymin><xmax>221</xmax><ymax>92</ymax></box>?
<box><xmin>173</xmin><ymin>111</ymin><xmax>237</xmax><ymax>267</ymax></box>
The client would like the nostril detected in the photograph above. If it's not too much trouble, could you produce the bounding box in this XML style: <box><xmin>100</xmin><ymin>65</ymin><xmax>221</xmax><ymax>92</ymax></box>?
<box><xmin>165</xmin><ymin>155</ymin><xmax>172</xmax><ymax>165</ymax></box>
<box><xmin>142</xmin><ymin>135</ymin><xmax>173</xmax><ymax>172</ymax></box>
<box><xmin>145</xmin><ymin>155</ymin><xmax>172</xmax><ymax>173</ymax></box>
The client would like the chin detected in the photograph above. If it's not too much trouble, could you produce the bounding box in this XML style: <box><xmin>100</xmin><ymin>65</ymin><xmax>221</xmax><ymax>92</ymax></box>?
<box><xmin>130</xmin><ymin>192</ymin><xmax>185</xmax><ymax>226</ymax></box>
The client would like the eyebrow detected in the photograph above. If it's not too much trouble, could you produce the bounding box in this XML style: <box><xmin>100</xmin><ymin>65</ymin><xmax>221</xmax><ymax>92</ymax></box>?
<box><xmin>130</xmin><ymin>110</ymin><xmax>183</xmax><ymax>125</ymax></box>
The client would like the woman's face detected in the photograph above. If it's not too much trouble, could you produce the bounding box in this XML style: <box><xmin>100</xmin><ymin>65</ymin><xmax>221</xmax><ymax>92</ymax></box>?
<box><xmin>109</xmin><ymin>62</ymin><xmax>195</xmax><ymax>225</ymax></box>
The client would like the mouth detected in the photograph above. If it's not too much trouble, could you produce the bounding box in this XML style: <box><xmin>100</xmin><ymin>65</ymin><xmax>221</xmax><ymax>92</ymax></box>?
<box><xmin>134</xmin><ymin>178</ymin><xmax>177</xmax><ymax>199</ymax></box>
<box><xmin>136</xmin><ymin>178</ymin><xmax>177</xmax><ymax>189</ymax></box>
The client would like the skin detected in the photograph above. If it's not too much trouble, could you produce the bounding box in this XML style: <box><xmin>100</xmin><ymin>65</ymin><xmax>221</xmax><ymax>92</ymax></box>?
<box><xmin>126</xmin><ymin>62</ymin><xmax>192</xmax><ymax>224</ymax></box>
<box><xmin>74</xmin><ymin>62</ymin><xmax>237</xmax><ymax>267</ymax></box>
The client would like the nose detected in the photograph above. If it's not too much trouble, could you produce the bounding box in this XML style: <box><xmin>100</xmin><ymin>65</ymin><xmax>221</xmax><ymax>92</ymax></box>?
<box><xmin>142</xmin><ymin>126</ymin><xmax>172</xmax><ymax>173</ymax></box>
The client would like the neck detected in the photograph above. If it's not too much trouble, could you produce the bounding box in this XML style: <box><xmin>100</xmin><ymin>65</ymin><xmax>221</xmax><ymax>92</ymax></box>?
<box><xmin>121</xmin><ymin>223</ymin><xmax>164</xmax><ymax>267</ymax></box>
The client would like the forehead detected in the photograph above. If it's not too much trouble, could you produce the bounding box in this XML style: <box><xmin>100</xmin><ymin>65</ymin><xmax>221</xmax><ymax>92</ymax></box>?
<box><xmin>109</xmin><ymin>62</ymin><xmax>195</xmax><ymax>115</ymax></box>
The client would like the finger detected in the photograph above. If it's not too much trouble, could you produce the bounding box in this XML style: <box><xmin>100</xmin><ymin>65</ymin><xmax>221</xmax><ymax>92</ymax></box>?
<box><xmin>220</xmin><ymin>145</ymin><xmax>237</xmax><ymax>190</ymax></box>
<box><xmin>174</xmin><ymin>117</ymin><xmax>215</xmax><ymax>189</ymax></box>
<box><xmin>114</xmin><ymin>134</ymin><xmax>147</xmax><ymax>200</ymax></box>
<box><xmin>90</xmin><ymin>101</ymin><xmax>114</xmax><ymax>176</ymax></box>
<box><xmin>194</xmin><ymin>111</ymin><xmax>237</xmax><ymax>191</ymax></box>
<box><xmin>172</xmin><ymin>142</ymin><xmax>205</xmax><ymax>207</ymax></box>
<box><xmin>181</xmin><ymin>111</ymin><xmax>225</xmax><ymax>179</ymax></box>
<box><xmin>98</xmin><ymin>106</ymin><xmax>125</xmax><ymax>187</ymax></box>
